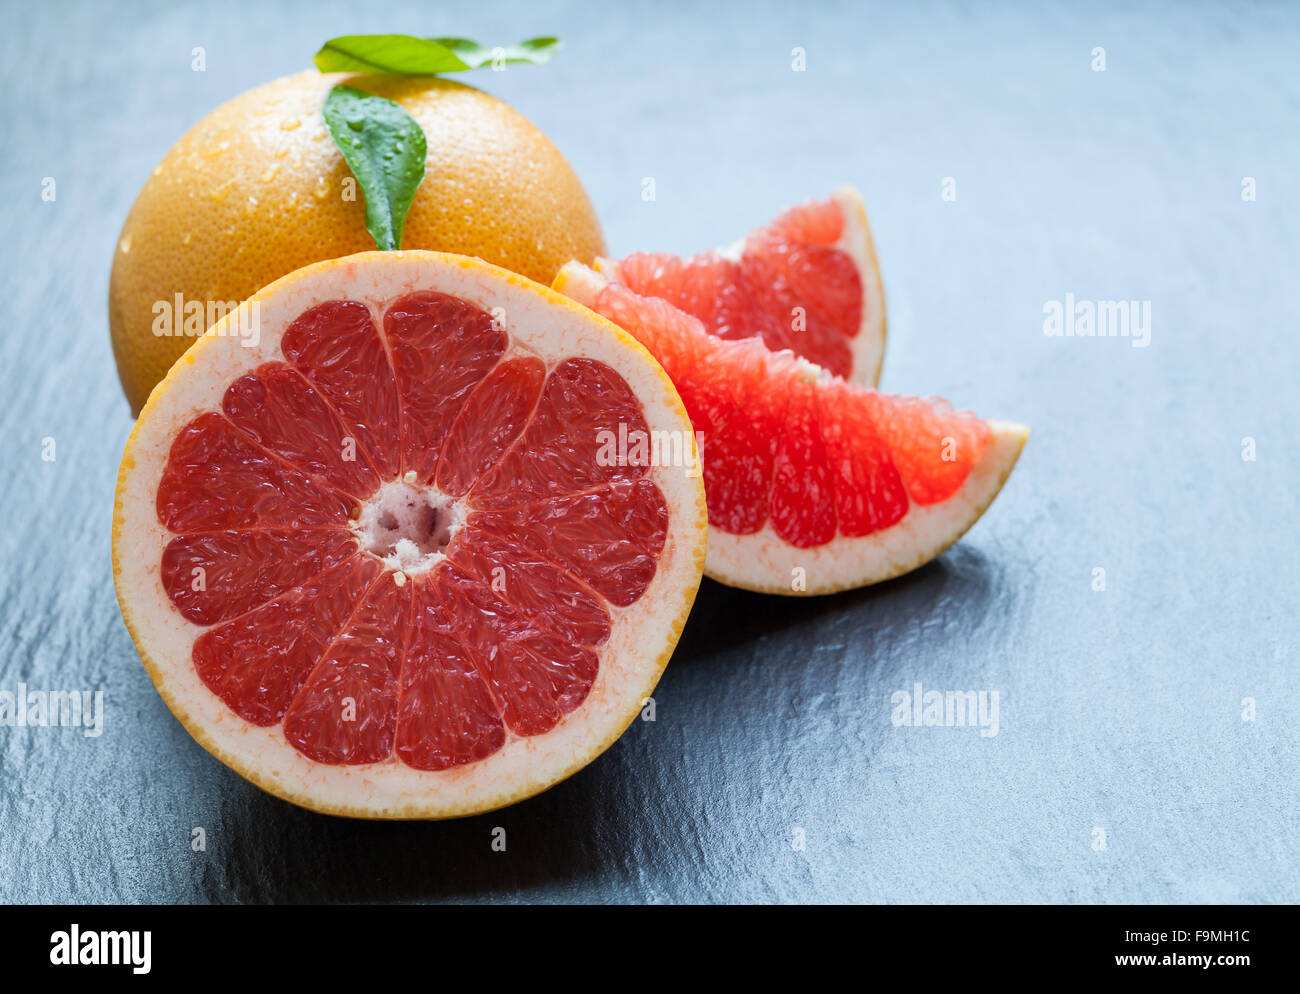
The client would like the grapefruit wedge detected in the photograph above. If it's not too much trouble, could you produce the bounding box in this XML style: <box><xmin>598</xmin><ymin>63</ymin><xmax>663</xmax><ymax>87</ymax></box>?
<box><xmin>598</xmin><ymin>186</ymin><xmax>886</xmax><ymax>385</ymax></box>
<box><xmin>555</xmin><ymin>263</ymin><xmax>1028</xmax><ymax>596</ymax></box>
<box><xmin>113</xmin><ymin>252</ymin><xmax>707</xmax><ymax>818</ymax></box>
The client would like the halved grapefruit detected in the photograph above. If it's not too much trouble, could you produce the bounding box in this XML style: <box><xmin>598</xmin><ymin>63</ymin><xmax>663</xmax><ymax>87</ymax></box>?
<box><xmin>555</xmin><ymin>263</ymin><xmax>1027</xmax><ymax>596</ymax></box>
<box><xmin>598</xmin><ymin>186</ymin><xmax>886</xmax><ymax>385</ymax></box>
<box><xmin>113</xmin><ymin>252</ymin><xmax>707</xmax><ymax>818</ymax></box>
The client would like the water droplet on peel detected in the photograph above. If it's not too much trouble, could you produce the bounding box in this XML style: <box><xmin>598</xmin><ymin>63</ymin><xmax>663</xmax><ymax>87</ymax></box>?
<box><xmin>207</xmin><ymin>179</ymin><xmax>234</xmax><ymax>202</ymax></box>
<box><xmin>118</xmin><ymin>235</ymin><xmax>132</xmax><ymax>254</ymax></box>
<box><xmin>182</xmin><ymin>233</ymin><xmax>192</xmax><ymax>246</ymax></box>
<box><xmin>313</xmin><ymin>177</ymin><xmax>329</xmax><ymax>199</ymax></box>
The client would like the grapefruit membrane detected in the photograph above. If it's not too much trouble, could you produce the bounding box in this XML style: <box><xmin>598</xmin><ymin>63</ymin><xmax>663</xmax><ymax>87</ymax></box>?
<box><xmin>113</xmin><ymin>252</ymin><xmax>707</xmax><ymax>818</ymax></box>
<box><xmin>598</xmin><ymin>186</ymin><xmax>886</xmax><ymax>385</ymax></box>
<box><xmin>555</xmin><ymin>262</ymin><xmax>1028</xmax><ymax>595</ymax></box>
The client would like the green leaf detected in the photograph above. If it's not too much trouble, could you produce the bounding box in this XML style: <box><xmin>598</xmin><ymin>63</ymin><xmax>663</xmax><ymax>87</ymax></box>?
<box><xmin>314</xmin><ymin>34</ymin><xmax>560</xmax><ymax>75</ymax></box>
<box><xmin>430</xmin><ymin>36</ymin><xmax>560</xmax><ymax>69</ymax></box>
<box><xmin>315</xmin><ymin>35</ymin><xmax>472</xmax><ymax>74</ymax></box>
<box><xmin>321</xmin><ymin>86</ymin><xmax>427</xmax><ymax>252</ymax></box>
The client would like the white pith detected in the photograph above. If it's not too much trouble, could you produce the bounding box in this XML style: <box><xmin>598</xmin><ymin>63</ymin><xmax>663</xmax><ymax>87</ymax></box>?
<box><xmin>830</xmin><ymin>185</ymin><xmax>888</xmax><ymax>387</ymax></box>
<box><xmin>113</xmin><ymin>252</ymin><xmax>707</xmax><ymax>819</ymax></box>
<box><xmin>555</xmin><ymin>262</ymin><xmax>1028</xmax><ymax>596</ymax></box>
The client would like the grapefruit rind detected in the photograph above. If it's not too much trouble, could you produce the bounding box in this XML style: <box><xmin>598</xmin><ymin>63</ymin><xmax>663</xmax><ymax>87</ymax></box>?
<box><xmin>829</xmin><ymin>184</ymin><xmax>888</xmax><ymax>387</ymax></box>
<box><xmin>113</xmin><ymin>251</ymin><xmax>707</xmax><ymax>819</ymax></box>
<box><xmin>554</xmin><ymin>261</ymin><xmax>1027</xmax><ymax>596</ymax></box>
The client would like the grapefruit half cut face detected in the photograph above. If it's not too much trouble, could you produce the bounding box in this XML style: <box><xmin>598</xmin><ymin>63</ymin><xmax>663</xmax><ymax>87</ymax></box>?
<box><xmin>113</xmin><ymin>252</ymin><xmax>706</xmax><ymax>818</ymax></box>
<box><xmin>599</xmin><ymin>186</ymin><xmax>886</xmax><ymax>386</ymax></box>
<box><xmin>556</xmin><ymin>262</ymin><xmax>1027</xmax><ymax>596</ymax></box>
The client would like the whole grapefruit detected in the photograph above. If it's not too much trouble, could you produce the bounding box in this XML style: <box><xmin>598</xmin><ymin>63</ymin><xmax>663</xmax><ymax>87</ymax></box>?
<box><xmin>110</xmin><ymin>71</ymin><xmax>605</xmax><ymax>414</ymax></box>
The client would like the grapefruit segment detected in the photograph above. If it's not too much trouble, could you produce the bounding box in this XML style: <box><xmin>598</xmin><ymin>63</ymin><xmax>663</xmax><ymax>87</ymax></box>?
<box><xmin>282</xmin><ymin>300</ymin><xmax>402</xmax><ymax>478</ymax></box>
<box><xmin>222</xmin><ymin>364</ymin><xmax>381</xmax><ymax>498</ymax></box>
<box><xmin>448</xmin><ymin>532</ymin><xmax>612</xmax><ymax>647</ymax></box>
<box><xmin>283</xmin><ymin>574</ymin><xmax>410</xmax><ymax>766</ymax></box>
<box><xmin>384</xmin><ymin>290</ymin><xmax>508</xmax><ymax>482</ymax></box>
<box><xmin>600</xmin><ymin>186</ymin><xmax>887</xmax><ymax>385</ymax></box>
<box><xmin>770</xmin><ymin>374</ymin><xmax>837</xmax><ymax>548</ymax></box>
<box><xmin>435</xmin><ymin>356</ymin><xmax>545</xmax><ymax>497</ymax></box>
<box><xmin>156</xmin><ymin>412</ymin><xmax>353</xmax><ymax>531</ymax></box>
<box><xmin>468</xmin><ymin>479</ymin><xmax>669</xmax><ymax>607</ymax></box>
<box><xmin>395</xmin><ymin>587</ymin><xmax>505</xmax><ymax>772</ymax></box>
<box><xmin>437</xmin><ymin>562</ymin><xmax>599</xmax><ymax>737</ymax></box>
<box><xmin>114</xmin><ymin>252</ymin><xmax>707</xmax><ymax>818</ymax></box>
<box><xmin>820</xmin><ymin>393</ymin><xmax>909</xmax><ymax>537</ymax></box>
<box><xmin>868</xmin><ymin>393</ymin><xmax>990</xmax><ymax>504</ymax></box>
<box><xmin>470</xmin><ymin>357</ymin><xmax>652</xmax><ymax>508</ymax></box>
<box><xmin>192</xmin><ymin>557</ymin><xmax>378</xmax><ymax>727</ymax></box>
<box><xmin>161</xmin><ymin>528</ymin><xmax>357</xmax><ymax>626</ymax></box>
<box><xmin>554</xmin><ymin>262</ymin><xmax>1027</xmax><ymax>595</ymax></box>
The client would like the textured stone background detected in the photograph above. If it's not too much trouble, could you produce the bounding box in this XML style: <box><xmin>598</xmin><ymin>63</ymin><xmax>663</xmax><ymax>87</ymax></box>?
<box><xmin>2</xmin><ymin>0</ymin><xmax>1296</xmax><ymax>903</ymax></box>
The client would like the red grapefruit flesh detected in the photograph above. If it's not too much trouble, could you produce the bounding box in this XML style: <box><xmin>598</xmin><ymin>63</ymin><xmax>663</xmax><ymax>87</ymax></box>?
<box><xmin>599</xmin><ymin>186</ymin><xmax>886</xmax><ymax>385</ymax></box>
<box><xmin>555</xmin><ymin>262</ymin><xmax>1028</xmax><ymax>595</ymax></box>
<box><xmin>114</xmin><ymin>252</ymin><xmax>707</xmax><ymax>818</ymax></box>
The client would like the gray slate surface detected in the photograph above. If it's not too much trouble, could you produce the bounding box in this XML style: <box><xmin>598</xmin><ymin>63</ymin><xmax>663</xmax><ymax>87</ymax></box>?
<box><xmin>1</xmin><ymin>0</ymin><xmax>1296</xmax><ymax>903</ymax></box>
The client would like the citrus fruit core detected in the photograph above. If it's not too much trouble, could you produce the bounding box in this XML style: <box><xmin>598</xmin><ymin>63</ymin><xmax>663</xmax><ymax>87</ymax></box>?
<box><xmin>355</xmin><ymin>481</ymin><xmax>461</xmax><ymax>571</ymax></box>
